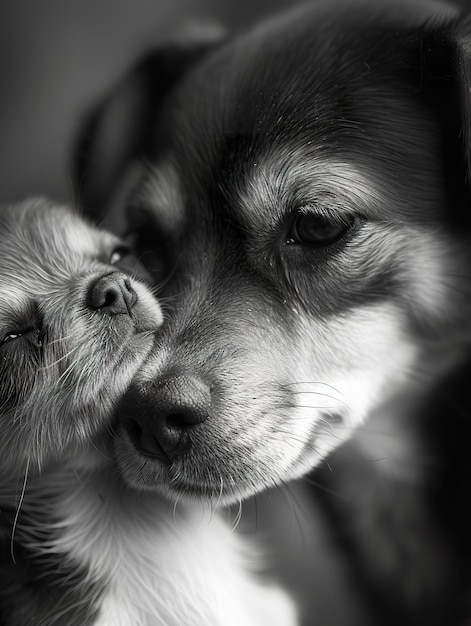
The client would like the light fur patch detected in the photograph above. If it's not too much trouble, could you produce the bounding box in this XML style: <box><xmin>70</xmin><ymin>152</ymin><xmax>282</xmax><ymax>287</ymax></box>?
<box><xmin>43</xmin><ymin>469</ymin><xmax>297</xmax><ymax>626</ymax></box>
<box><xmin>284</xmin><ymin>302</ymin><xmax>418</xmax><ymax>476</ymax></box>
<box><xmin>234</xmin><ymin>153</ymin><xmax>384</xmax><ymax>234</ymax></box>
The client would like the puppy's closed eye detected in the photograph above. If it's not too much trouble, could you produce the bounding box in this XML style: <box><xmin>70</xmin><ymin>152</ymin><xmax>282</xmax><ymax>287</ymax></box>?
<box><xmin>1</xmin><ymin>327</ymin><xmax>42</xmax><ymax>348</ymax></box>
<box><xmin>0</xmin><ymin>301</ymin><xmax>44</xmax><ymax>351</ymax></box>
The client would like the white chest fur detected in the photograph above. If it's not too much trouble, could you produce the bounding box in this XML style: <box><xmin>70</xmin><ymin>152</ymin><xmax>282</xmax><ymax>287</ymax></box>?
<box><xmin>24</xmin><ymin>468</ymin><xmax>296</xmax><ymax>626</ymax></box>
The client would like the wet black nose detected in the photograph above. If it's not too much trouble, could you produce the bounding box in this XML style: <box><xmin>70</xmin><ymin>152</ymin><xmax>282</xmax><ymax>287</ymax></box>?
<box><xmin>120</xmin><ymin>375</ymin><xmax>211</xmax><ymax>462</ymax></box>
<box><xmin>87</xmin><ymin>272</ymin><xmax>137</xmax><ymax>315</ymax></box>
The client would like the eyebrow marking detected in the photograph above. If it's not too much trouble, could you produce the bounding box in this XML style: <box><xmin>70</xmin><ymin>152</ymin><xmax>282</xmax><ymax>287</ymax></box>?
<box><xmin>232</xmin><ymin>149</ymin><xmax>383</xmax><ymax>234</ymax></box>
<box><xmin>0</xmin><ymin>287</ymin><xmax>31</xmax><ymax>323</ymax></box>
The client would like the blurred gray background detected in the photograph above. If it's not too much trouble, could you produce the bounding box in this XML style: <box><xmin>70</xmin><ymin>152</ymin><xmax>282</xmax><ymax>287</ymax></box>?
<box><xmin>0</xmin><ymin>0</ymin><xmax>294</xmax><ymax>204</ymax></box>
<box><xmin>0</xmin><ymin>0</ymin><xmax>469</xmax><ymax>206</ymax></box>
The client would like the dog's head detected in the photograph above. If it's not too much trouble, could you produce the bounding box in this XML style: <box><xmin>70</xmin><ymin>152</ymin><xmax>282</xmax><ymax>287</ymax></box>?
<box><xmin>0</xmin><ymin>198</ymin><xmax>163</xmax><ymax>476</ymax></box>
<box><xmin>77</xmin><ymin>0</ymin><xmax>471</xmax><ymax>504</ymax></box>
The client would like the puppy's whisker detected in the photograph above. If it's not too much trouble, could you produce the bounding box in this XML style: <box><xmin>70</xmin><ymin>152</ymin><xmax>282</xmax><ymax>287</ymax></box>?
<box><xmin>42</xmin><ymin>345</ymin><xmax>80</xmax><ymax>371</ymax></box>
<box><xmin>54</xmin><ymin>351</ymin><xmax>84</xmax><ymax>384</ymax></box>
<box><xmin>11</xmin><ymin>458</ymin><xmax>30</xmax><ymax>564</ymax></box>
<box><xmin>46</xmin><ymin>331</ymin><xmax>76</xmax><ymax>347</ymax></box>
<box><xmin>230</xmin><ymin>498</ymin><xmax>243</xmax><ymax>534</ymax></box>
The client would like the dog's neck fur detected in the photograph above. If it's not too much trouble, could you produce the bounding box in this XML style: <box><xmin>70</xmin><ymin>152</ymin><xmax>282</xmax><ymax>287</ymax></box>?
<box><xmin>0</xmin><ymin>454</ymin><xmax>295</xmax><ymax>626</ymax></box>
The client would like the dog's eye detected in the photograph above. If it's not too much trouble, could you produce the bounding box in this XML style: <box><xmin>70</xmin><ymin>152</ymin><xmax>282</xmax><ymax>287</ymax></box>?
<box><xmin>110</xmin><ymin>245</ymin><xmax>131</xmax><ymax>265</ymax></box>
<box><xmin>109</xmin><ymin>242</ymin><xmax>153</xmax><ymax>285</ymax></box>
<box><xmin>287</xmin><ymin>210</ymin><xmax>351</xmax><ymax>247</ymax></box>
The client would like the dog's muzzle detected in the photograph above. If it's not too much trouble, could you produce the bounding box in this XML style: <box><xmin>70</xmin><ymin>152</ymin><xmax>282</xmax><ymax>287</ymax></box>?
<box><xmin>119</xmin><ymin>375</ymin><xmax>210</xmax><ymax>462</ymax></box>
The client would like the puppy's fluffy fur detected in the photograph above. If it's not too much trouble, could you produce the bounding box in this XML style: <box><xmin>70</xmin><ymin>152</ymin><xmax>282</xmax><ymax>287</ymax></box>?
<box><xmin>0</xmin><ymin>199</ymin><xmax>296</xmax><ymax>626</ymax></box>
<box><xmin>76</xmin><ymin>0</ymin><xmax>471</xmax><ymax>623</ymax></box>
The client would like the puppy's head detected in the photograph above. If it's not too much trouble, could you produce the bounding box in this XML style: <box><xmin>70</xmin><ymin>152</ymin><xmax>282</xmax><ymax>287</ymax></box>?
<box><xmin>77</xmin><ymin>0</ymin><xmax>471</xmax><ymax>504</ymax></box>
<box><xmin>0</xmin><ymin>198</ymin><xmax>163</xmax><ymax>477</ymax></box>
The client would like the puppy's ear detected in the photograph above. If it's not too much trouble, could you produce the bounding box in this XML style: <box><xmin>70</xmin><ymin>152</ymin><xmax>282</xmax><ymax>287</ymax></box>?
<box><xmin>74</xmin><ymin>25</ymin><xmax>225</xmax><ymax>219</ymax></box>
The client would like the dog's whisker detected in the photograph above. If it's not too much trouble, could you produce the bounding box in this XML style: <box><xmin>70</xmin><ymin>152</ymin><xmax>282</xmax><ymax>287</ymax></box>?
<box><xmin>89</xmin><ymin>440</ymin><xmax>114</xmax><ymax>463</ymax></box>
<box><xmin>105</xmin><ymin>423</ymin><xmax>121</xmax><ymax>443</ymax></box>
<box><xmin>69</xmin><ymin>461</ymin><xmax>89</xmax><ymax>491</ymax></box>
<box><xmin>172</xmin><ymin>487</ymin><xmax>184</xmax><ymax>528</ymax></box>
<box><xmin>211</xmin><ymin>472</ymin><xmax>225</xmax><ymax>515</ymax></box>
<box><xmin>300</xmin><ymin>475</ymin><xmax>351</xmax><ymax>502</ymax></box>
<box><xmin>285</xmin><ymin>381</ymin><xmax>344</xmax><ymax>393</ymax></box>
<box><xmin>290</xmin><ymin>404</ymin><xmax>345</xmax><ymax>413</ymax></box>
<box><xmin>276</xmin><ymin>482</ymin><xmax>310</xmax><ymax>545</ymax></box>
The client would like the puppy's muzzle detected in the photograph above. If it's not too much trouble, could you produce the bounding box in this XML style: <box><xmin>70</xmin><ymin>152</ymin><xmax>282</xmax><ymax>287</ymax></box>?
<box><xmin>119</xmin><ymin>375</ymin><xmax>210</xmax><ymax>462</ymax></box>
<box><xmin>87</xmin><ymin>272</ymin><xmax>137</xmax><ymax>315</ymax></box>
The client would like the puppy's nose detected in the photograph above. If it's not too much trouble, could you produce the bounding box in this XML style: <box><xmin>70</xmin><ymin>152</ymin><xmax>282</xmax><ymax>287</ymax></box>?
<box><xmin>120</xmin><ymin>376</ymin><xmax>210</xmax><ymax>462</ymax></box>
<box><xmin>87</xmin><ymin>272</ymin><xmax>137</xmax><ymax>315</ymax></box>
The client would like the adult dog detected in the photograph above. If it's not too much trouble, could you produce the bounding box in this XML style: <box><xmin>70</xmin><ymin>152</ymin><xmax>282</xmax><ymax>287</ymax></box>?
<box><xmin>77</xmin><ymin>0</ymin><xmax>471</xmax><ymax>623</ymax></box>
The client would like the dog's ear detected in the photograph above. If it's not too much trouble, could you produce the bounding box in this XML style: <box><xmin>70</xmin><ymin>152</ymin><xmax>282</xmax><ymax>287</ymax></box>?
<box><xmin>74</xmin><ymin>25</ymin><xmax>225</xmax><ymax>219</ymax></box>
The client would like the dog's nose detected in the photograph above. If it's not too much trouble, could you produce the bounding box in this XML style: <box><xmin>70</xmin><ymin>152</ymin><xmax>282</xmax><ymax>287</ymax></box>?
<box><xmin>87</xmin><ymin>272</ymin><xmax>137</xmax><ymax>315</ymax></box>
<box><xmin>120</xmin><ymin>376</ymin><xmax>210</xmax><ymax>462</ymax></box>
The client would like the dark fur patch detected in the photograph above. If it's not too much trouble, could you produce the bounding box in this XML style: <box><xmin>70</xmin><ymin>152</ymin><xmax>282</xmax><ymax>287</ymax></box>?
<box><xmin>0</xmin><ymin>511</ymin><xmax>103</xmax><ymax>626</ymax></box>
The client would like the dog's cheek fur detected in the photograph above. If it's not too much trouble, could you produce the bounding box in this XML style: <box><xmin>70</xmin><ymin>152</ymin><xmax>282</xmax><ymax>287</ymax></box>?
<box><xmin>113</xmin><ymin>289</ymin><xmax>419</xmax><ymax>503</ymax></box>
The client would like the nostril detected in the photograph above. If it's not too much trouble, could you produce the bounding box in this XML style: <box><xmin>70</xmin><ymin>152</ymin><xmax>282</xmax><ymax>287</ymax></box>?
<box><xmin>87</xmin><ymin>272</ymin><xmax>137</xmax><ymax>315</ymax></box>
<box><xmin>103</xmin><ymin>289</ymin><xmax>118</xmax><ymax>309</ymax></box>
<box><xmin>166</xmin><ymin>412</ymin><xmax>197</xmax><ymax>430</ymax></box>
<box><xmin>120</xmin><ymin>375</ymin><xmax>211</xmax><ymax>461</ymax></box>
<box><xmin>126</xmin><ymin>417</ymin><xmax>169</xmax><ymax>460</ymax></box>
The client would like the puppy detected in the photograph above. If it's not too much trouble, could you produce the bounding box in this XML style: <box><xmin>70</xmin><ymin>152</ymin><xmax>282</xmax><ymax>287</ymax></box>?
<box><xmin>0</xmin><ymin>199</ymin><xmax>297</xmax><ymax>626</ymax></box>
<box><xmin>76</xmin><ymin>0</ymin><xmax>471</xmax><ymax>623</ymax></box>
